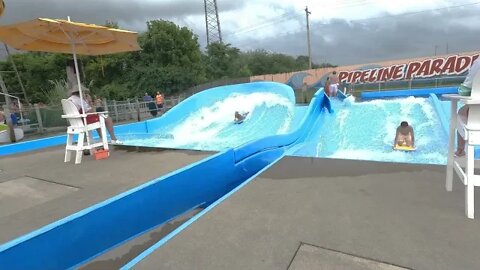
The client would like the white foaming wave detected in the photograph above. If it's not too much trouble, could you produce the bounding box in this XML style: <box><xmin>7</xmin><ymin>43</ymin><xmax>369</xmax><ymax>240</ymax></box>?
<box><xmin>314</xmin><ymin>96</ymin><xmax>448</xmax><ymax>165</ymax></box>
<box><xmin>344</xmin><ymin>95</ymin><xmax>356</xmax><ymax>104</ymax></box>
<box><xmin>419</xmin><ymin>99</ymin><xmax>436</xmax><ymax>122</ymax></box>
<box><xmin>327</xmin><ymin>149</ymin><xmax>446</xmax><ymax>165</ymax></box>
<box><xmin>169</xmin><ymin>92</ymin><xmax>294</xmax><ymax>146</ymax></box>
<box><xmin>337</xmin><ymin>109</ymin><xmax>349</xmax><ymax>131</ymax></box>
<box><xmin>366</xmin><ymin>96</ymin><xmax>422</xmax><ymax>105</ymax></box>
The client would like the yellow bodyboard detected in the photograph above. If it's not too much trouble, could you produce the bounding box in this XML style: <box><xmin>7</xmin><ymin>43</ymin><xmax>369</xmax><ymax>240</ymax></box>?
<box><xmin>394</xmin><ymin>145</ymin><xmax>416</xmax><ymax>151</ymax></box>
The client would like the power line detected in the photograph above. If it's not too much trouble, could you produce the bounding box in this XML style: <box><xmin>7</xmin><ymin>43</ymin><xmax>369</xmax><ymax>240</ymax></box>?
<box><xmin>224</xmin><ymin>0</ymin><xmax>380</xmax><ymax>39</ymax></box>
<box><xmin>228</xmin><ymin>0</ymin><xmax>480</xmax><ymax>54</ymax></box>
<box><xmin>351</xmin><ymin>1</ymin><xmax>480</xmax><ymax>22</ymax></box>
<box><xmin>243</xmin><ymin>0</ymin><xmax>480</xmax><ymax>37</ymax></box>
<box><xmin>224</xmin><ymin>13</ymin><xmax>301</xmax><ymax>38</ymax></box>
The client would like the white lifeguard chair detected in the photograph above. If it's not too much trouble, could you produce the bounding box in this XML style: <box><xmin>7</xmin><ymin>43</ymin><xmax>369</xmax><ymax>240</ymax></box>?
<box><xmin>61</xmin><ymin>99</ymin><xmax>109</xmax><ymax>164</ymax></box>
<box><xmin>444</xmin><ymin>71</ymin><xmax>480</xmax><ymax>219</ymax></box>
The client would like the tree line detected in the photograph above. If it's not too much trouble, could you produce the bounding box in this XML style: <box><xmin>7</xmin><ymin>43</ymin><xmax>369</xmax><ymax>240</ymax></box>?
<box><xmin>0</xmin><ymin>20</ymin><xmax>335</xmax><ymax>104</ymax></box>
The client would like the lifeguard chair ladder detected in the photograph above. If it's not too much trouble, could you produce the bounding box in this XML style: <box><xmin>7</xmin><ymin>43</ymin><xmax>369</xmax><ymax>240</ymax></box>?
<box><xmin>444</xmin><ymin>71</ymin><xmax>480</xmax><ymax>219</ymax></box>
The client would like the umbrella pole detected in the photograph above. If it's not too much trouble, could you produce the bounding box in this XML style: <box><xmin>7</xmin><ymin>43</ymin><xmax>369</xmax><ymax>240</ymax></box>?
<box><xmin>67</xmin><ymin>16</ymin><xmax>87</xmax><ymax>124</ymax></box>
<box><xmin>72</xmin><ymin>44</ymin><xmax>87</xmax><ymax>125</ymax></box>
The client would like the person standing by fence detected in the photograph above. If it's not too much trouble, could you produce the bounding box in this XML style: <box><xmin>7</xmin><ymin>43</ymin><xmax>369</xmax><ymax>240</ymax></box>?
<box><xmin>155</xmin><ymin>91</ymin><xmax>164</xmax><ymax>113</ymax></box>
<box><xmin>329</xmin><ymin>71</ymin><xmax>339</xmax><ymax>97</ymax></box>
<box><xmin>144</xmin><ymin>92</ymin><xmax>157</xmax><ymax>117</ymax></box>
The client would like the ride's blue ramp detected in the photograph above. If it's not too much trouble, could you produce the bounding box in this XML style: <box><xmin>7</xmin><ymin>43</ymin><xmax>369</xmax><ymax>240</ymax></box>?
<box><xmin>122</xmin><ymin>82</ymin><xmax>296</xmax><ymax>151</ymax></box>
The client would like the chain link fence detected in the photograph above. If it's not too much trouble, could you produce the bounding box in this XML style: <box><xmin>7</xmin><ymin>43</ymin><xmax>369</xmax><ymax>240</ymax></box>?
<box><xmin>294</xmin><ymin>75</ymin><xmax>466</xmax><ymax>104</ymax></box>
<box><xmin>1</xmin><ymin>78</ymin><xmax>238</xmax><ymax>141</ymax></box>
<box><xmin>349</xmin><ymin>75</ymin><xmax>466</xmax><ymax>94</ymax></box>
<box><xmin>1</xmin><ymin>95</ymin><xmax>186</xmax><ymax>140</ymax></box>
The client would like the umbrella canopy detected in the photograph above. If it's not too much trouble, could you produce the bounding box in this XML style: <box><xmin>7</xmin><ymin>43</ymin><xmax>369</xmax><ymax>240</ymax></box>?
<box><xmin>0</xmin><ymin>0</ymin><xmax>4</xmax><ymax>17</ymax></box>
<box><xmin>0</xmin><ymin>17</ymin><xmax>140</xmax><ymax>119</ymax></box>
<box><xmin>0</xmin><ymin>18</ymin><xmax>140</xmax><ymax>55</ymax></box>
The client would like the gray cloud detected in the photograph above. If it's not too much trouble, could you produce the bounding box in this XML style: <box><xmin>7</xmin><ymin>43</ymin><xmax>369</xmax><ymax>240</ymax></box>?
<box><xmin>231</xmin><ymin>6</ymin><xmax>480</xmax><ymax>65</ymax></box>
<box><xmin>1</xmin><ymin>1</ymin><xmax>480</xmax><ymax>66</ymax></box>
<box><xmin>0</xmin><ymin>0</ymin><xmax>242</xmax><ymax>31</ymax></box>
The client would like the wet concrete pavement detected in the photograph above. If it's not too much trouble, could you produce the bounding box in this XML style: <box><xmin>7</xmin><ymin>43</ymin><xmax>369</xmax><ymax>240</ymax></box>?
<box><xmin>135</xmin><ymin>157</ymin><xmax>480</xmax><ymax>270</ymax></box>
<box><xmin>0</xmin><ymin>147</ymin><xmax>211</xmax><ymax>244</ymax></box>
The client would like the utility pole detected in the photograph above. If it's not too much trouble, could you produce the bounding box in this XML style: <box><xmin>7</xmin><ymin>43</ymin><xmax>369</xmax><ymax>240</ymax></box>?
<box><xmin>434</xmin><ymin>45</ymin><xmax>438</xmax><ymax>56</ymax></box>
<box><xmin>305</xmin><ymin>6</ymin><xmax>312</xmax><ymax>69</ymax></box>
<box><xmin>446</xmin><ymin>42</ymin><xmax>449</xmax><ymax>54</ymax></box>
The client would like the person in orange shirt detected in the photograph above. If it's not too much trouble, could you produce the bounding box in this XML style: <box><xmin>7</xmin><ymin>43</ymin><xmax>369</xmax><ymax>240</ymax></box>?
<box><xmin>155</xmin><ymin>91</ymin><xmax>164</xmax><ymax>112</ymax></box>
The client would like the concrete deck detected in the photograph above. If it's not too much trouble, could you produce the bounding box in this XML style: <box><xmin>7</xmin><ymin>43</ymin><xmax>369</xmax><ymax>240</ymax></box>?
<box><xmin>136</xmin><ymin>157</ymin><xmax>480</xmax><ymax>270</ymax></box>
<box><xmin>0</xmin><ymin>147</ymin><xmax>211</xmax><ymax>244</ymax></box>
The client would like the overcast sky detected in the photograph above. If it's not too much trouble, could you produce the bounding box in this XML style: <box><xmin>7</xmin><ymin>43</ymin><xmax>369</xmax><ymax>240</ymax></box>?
<box><xmin>1</xmin><ymin>0</ymin><xmax>479</xmax><ymax>65</ymax></box>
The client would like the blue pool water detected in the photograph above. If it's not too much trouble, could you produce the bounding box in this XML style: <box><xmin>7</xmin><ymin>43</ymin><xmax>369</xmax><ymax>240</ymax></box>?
<box><xmin>122</xmin><ymin>92</ymin><xmax>295</xmax><ymax>151</ymax></box>
<box><xmin>292</xmin><ymin>96</ymin><xmax>449</xmax><ymax>165</ymax></box>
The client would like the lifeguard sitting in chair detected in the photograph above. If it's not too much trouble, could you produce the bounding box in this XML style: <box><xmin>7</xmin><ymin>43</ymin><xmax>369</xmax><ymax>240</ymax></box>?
<box><xmin>67</xmin><ymin>85</ymin><xmax>121</xmax><ymax>144</ymax></box>
<box><xmin>61</xmin><ymin>85</ymin><xmax>121</xmax><ymax>164</ymax></box>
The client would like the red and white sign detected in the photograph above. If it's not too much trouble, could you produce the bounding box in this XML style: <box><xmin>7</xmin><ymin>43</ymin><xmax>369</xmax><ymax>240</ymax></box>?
<box><xmin>338</xmin><ymin>54</ymin><xmax>480</xmax><ymax>84</ymax></box>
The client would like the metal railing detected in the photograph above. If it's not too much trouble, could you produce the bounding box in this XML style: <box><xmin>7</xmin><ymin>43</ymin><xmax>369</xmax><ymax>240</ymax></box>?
<box><xmin>293</xmin><ymin>75</ymin><xmax>466</xmax><ymax>104</ymax></box>
<box><xmin>1</xmin><ymin>95</ymin><xmax>187</xmax><ymax>138</ymax></box>
<box><xmin>349</xmin><ymin>75</ymin><xmax>466</xmax><ymax>94</ymax></box>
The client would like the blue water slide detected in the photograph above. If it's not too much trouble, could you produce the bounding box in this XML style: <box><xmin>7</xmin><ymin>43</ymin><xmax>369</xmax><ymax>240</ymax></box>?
<box><xmin>0</xmin><ymin>82</ymin><xmax>294</xmax><ymax>156</ymax></box>
<box><xmin>234</xmin><ymin>88</ymin><xmax>332</xmax><ymax>161</ymax></box>
<box><xmin>119</xmin><ymin>81</ymin><xmax>300</xmax><ymax>151</ymax></box>
<box><xmin>142</xmin><ymin>81</ymin><xmax>295</xmax><ymax>134</ymax></box>
<box><xmin>0</xmin><ymin>83</ymin><xmax>332</xmax><ymax>269</ymax></box>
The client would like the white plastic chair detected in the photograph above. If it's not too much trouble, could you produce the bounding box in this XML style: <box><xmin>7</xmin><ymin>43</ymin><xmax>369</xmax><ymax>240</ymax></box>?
<box><xmin>444</xmin><ymin>71</ymin><xmax>480</xmax><ymax>219</ymax></box>
<box><xmin>61</xmin><ymin>99</ymin><xmax>109</xmax><ymax>164</ymax></box>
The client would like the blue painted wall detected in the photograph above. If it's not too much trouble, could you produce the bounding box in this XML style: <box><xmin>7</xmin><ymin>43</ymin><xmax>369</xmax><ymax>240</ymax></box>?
<box><xmin>0</xmin><ymin>121</ymin><xmax>147</xmax><ymax>157</ymax></box>
<box><xmin>0</xmin><ymin>134</ymin><xmax>66</xmax><ymax>156</ymax></box>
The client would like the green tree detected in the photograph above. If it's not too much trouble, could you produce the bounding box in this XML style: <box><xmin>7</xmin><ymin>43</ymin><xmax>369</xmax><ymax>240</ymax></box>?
<box><xmin>125</xmin><ymin>20</ymin><xmax>205</xmax><ymax>95</ymax></box>
<box><xmin>203</xmin><ymin>42</ymin><xmax>251</xmax><ymax>80</ymax></box>
<box><xmin>0</xmin><ymin>19</ymin><xmax>340</xmax><ymax>104</ymax></box>
<box><xmin>0</xmin><ymin>52</ymin><xmax>67</xmax><ymax>103</ymax></box>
